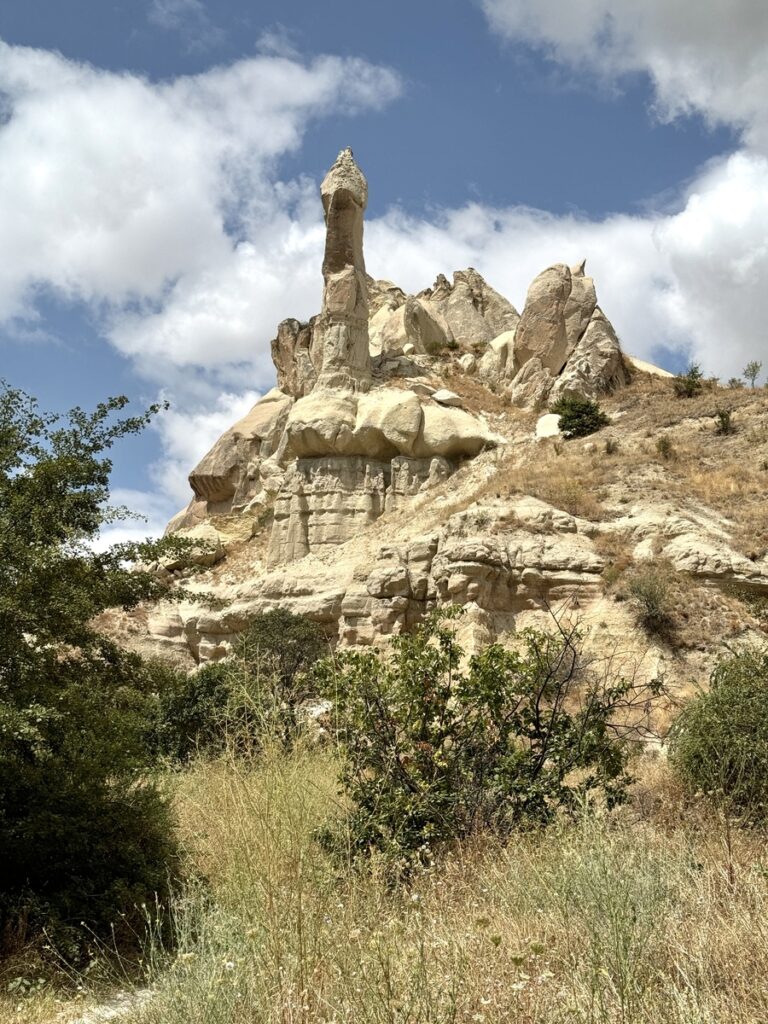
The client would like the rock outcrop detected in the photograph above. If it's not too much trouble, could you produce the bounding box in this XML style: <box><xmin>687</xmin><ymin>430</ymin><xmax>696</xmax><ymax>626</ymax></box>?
<box><xmin>153</xmin><ymin>150</ymin><xmax>670</xmax><ymax>665</ymax></box>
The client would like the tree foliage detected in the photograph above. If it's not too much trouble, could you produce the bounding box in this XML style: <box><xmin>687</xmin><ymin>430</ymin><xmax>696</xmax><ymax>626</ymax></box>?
<box><xmin>550</xmin><ymin>395</ymin><xmax>610</xmax><ymax>439</ymax></box>
<box><xmin>0</xmin><ymin>383</ymin><xmax>194</xmax><ymax>955</ymax></box>
<box><xmin>318</xmin><ymin>608</ymin><xmax>662</xmax><ymax>867</ymax></box>
<box><xmin>153</xmin><ymin>609</ymin><xmax>328</xmax><ymax>760</ymax></box>
<box><xmin>669</xmin><ymin>646</ymin><xmax>768</xmax><ymax>820</ymax></box>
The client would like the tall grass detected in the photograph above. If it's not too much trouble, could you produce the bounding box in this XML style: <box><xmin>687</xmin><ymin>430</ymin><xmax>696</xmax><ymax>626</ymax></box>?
<box><xmin>115</xmin><ymin>746</ymin><xmax>768</xmax><ymax>1024</ymax></box>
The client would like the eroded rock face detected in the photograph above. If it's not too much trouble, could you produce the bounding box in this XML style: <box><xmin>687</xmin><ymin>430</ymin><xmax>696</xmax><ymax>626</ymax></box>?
<box><xmin>271</xmin><ymin>318</ymin><xmax>318</xmax><ymax>398</ymax></box>
<box><xmin>184</xmin><ymin>388</ymin><xmax>293</xmax><ymax>514</ymax></box>
<box><xmin>159</xmin><ymin>152</ymin><xmax>642</xmax><ymax>663</ymax></box>
<box><xmin>266</xmin><ymin>454</ymin><xmax>452</xmax><ymax>566</ymax></box>
<box><xmin>418</xmin><ymin>268</ymin><xmax>520</xmax><ymax>350</ymax></box>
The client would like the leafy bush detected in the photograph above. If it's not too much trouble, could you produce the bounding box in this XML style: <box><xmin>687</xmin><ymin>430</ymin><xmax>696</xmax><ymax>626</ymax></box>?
<box><xmin>672</xmin><ymin>364</ymin><xmax>704</xmax><ymax>398</ymax></box>
<box><xmin>319</xmin><ymin>608</ymin><xmax>661</xmax><ymax>866</ymax></box>
<box><xmin>152</xmin><ymin>661</ymin><xmax>233</xmax><ymax>761</ymax></box>
<box><xmin>0</xmin><ymin>384</ymin><xmax>193</xmax><ymax>956</ymax></box>
<box><xmin>727</xmin><ymin>377</ymin><xmax>745</xmax><ymax>390</ymax></box>
<box><xmin>550</xmin><ymin>395</ymin><xmax>610</xmax><ymax>439</ymax></box>
<box><xmin>669</xmin><ymin>647</ymin><xmax>768</xmax><ymax>818</ymax></box>
<box><xmin>153</xmin><ymin>609</ymin><xmax>328</xmax><ymax>759</ymax></box>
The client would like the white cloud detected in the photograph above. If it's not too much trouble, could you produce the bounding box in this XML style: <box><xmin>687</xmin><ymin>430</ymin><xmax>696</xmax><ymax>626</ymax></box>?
<box><xmin>2</xmin><ymin>30</ymin><xmax>767</xmax><ymax>539</ymax></box>
<box><xmin>147</xmin><ymin>0</ymin><xmax>225</xmax><ymax>51</ymax></box>
<box><xmin>482</xmin><ymin>0</ymin><xmax>768</xmax><ymax>149</ymax></box>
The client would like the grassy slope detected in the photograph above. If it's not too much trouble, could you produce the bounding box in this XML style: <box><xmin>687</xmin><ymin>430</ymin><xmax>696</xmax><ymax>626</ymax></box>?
<box><xmin>46</xmin><ymin>746</ymin><xmax>767</xmax><ymax>1024</ymax></box>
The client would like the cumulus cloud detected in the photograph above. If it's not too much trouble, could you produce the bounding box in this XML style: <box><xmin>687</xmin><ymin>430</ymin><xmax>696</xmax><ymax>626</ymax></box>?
<box><xmin>482</xmin><ymin>0</ymin><xmax>768</xmax><ymax>149</ymax></box>
<box><xmin>1</xmin><ymin>27</ymin><xmax>767</xmax><ymax>536</ymax></box>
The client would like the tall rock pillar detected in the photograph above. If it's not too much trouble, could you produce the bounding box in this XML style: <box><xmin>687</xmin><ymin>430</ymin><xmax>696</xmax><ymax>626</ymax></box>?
<box><xmin>314</xmin><ymin>147</ymin><xmax>372</xmax><ymax>392</ymax></box>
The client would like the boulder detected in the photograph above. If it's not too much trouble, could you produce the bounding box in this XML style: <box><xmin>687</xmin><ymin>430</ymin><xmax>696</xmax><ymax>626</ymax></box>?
<box><xmin>414</xmin><ymin>404</ymin><xmax>498</xmax><ymax>459</ymax></box>
<box><xmin>285</xmin><ymin>389</ymin><xmax>358</xmax><ymax>457</ymax></box>
<box><xmin>432</xmin><ymin>388</ymin><xmax>464</xmax><ymax>408</ymax></box>
<box><xmin>188</xmin><ymin>389</ymin><xmax>292</xmax><ymax>506</ymax></box>
<box><xmin>513</xmin><ymin>263</ymin><xmax>572</xmax><ymax>375</ymax></box>
<box><xmin>353</xmin><ymin>389</ymin><xmax>423</xmax><ymax>457</ymax></box>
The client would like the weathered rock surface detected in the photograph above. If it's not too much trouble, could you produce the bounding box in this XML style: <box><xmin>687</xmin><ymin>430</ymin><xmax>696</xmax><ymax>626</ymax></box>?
<box><xmin>508</xmin><ymin>357</ymin><xmax>554</xmax><ymax>410</ymax></box>
<box><xmin>313</xmin><ymin>147</ymin><xmax>372</xmax><ymax>392</ymax></box>
<box><xmin>418</xmin><ymin>269</ymin><xmax>520</xmax><ymax>349</ymax></box>
<box><xmin>152</xmin><ymin>151</ymin><xmax>688</xmax><ymax>668</ymax></box>
<box><xmin>513</xmin><ymin>263</ymin><xmax>572</xmax><ymax>376</ymax></box>
<box><xmin>549</xmin><ymin>307</ymin><xmax>629</xmax><ymax>404</ymax></box>
<box><xmin>183</xmin><ymin>388</ymin><xmax>293</xmax><ymax>518</ymax></box>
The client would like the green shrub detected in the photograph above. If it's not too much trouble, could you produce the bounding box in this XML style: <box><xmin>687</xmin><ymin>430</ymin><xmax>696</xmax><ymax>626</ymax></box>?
<box><xmin>672</xmin><ymin>364</ymin><xmax>704</xmax><ymax>398</ymax></box>
<box><xmin>550</xmin><ymin>395</ymin><xmax>610</xmax><ymax>439</ymax></box>
<box><xmin>669</xmin><ymin>647</ymin><xmax>768</xmax><ymax>818</ymax></box>
<box><xmin>152</xmin><ymin>661</ymin><xmax>233</xmax><ymax>761</ymax></box>
<box><xmin>318</xmin><ymin>608</ymin><xmax>661</xmax><ymax>866</ymax></box>
<box><xmin>744</xmin><ymin>360</ymin><xmax>763</xmax><ymax>387</ymax></box>
<box><xmin>153</xmin><ymin>609</ymin><xmax>328</xmax><ymax>759</ymax></box>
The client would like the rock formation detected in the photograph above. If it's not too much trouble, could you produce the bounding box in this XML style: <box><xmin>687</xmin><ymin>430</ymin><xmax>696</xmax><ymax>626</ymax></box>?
<box><xmin>151</xmin><ymin>149</ymin><xmax>686</xmax><ymax>667</ymax></box>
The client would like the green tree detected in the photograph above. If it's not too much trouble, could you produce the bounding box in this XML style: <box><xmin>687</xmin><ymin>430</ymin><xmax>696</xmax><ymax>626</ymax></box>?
<box><xmin>672</xmin><ymin>364</ymin><xmax>704</xmax><ymax>398</ymax></box>
<box><xmin>744</xmin><ymin>360</ymin><xmax>762</xmax><ymax>388</ymax></box>
<box><xmin>550</xmin><ymin>395</ymin><xmax>610</xmax><ymax>439</ymax></box>
<box><xmin>318</xmin><ymin>608</ymin><xmax>662</xmax><ymax>866</ymax></box>
<box><xmin>0</xmin><ymin>383</ymin><xmax>193</xmax><ymax>956</ymax></box>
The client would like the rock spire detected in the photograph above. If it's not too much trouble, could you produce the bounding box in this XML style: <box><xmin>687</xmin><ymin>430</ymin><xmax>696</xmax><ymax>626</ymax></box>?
<box><xmin>314</xmin><ymin>147</ymin><xmax>372</xmax><ymax>391</ymax></box>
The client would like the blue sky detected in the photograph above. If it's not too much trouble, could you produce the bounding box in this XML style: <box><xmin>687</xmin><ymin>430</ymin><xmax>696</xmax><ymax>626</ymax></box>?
<box><xmin>0</xmin><ymin>0</ymin><xmax>766</xmax><ymax>537</ymax></box>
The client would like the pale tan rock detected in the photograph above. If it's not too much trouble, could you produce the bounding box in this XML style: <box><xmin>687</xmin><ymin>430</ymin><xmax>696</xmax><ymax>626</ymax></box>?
<box><xmin>508</xmin><ymin>357</ymin><xmax>554</xmax><ymax>410</ymax></box>
<box><xmin>270</xmin><ymin>318</ymin><xmax>318</xmax><ymax>397</ymax></box>
<box><xmin>313</xmin><ymin>148</ymin><xmax>372</xmax><ymax>391</ymax></box>
<box><xmin>513</xmin><ymin>263</ymin><xmax>572</xmax><ymax>375</ymax></box>
<box><xmin>353</xmin><ymin>389</ymin><xmax>423</xmax><ymax>457</ymax></box>
<box><xmin>418</xmin><ymin>268</ymin><xmax>519</xmax><ymax>350</ymax></box>
<box><xmin>549</xmin><ymin>307</ymin><xmax>629</xmax><ymax>404</ymax></box>
<box><xmin>458</xmin><ymin>353</ymin><xmax>476</xmax><ymax>373</ymax></box>
<box><xmin>535</xmin><ymin>413</ymin><xmax>562</xmax><ymax>438</ymax></box>
<box><xmin>563</xmin><ymin>260</ymin><xmax>597</xmax><ymax>358</ymax></box>
<box><xmin>187</xmin><ymin>389</ymin><xmax>292</xmax><ymax>511</ymax></box>
<box><xmin>163</xmin><ymin>523</ymin><xmax>225</xmax><ymax>570</ymax></box>
<box><xmin>432</xmin><ymin>388</ymin><xmax>464</xmax><ymax>408</ymax></box>
<box><xmin>285</xmin><ymin>389</ymin><xmax>358</xmax><ymax>458</ymax></box>
<box><xmin>369</xmin><ymin>295</ymin><xmax>449</xmax><ymax>356</ymax></box>
<box><xmin>414</xmin><ymin>404</ymin><xmax>498</xmax><ymax>459</ymax></box>
<box><xmin>478</xmin><ymin>330</ymin><xmax>515</xmax><ymax>385</ymax></box>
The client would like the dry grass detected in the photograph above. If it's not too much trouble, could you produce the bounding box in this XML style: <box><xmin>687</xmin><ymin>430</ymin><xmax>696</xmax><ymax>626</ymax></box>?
<box><xmin>57</xmin><ymin>746</ymin><xmax>765</xmax><ymax>1024</ymax></box>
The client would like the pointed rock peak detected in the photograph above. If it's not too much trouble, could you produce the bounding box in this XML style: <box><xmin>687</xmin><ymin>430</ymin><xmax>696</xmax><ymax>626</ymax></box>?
<box><xmin>572</xmin><ymin>258</ymin><xmax>587</xmax><ymax>278</ymax></box>
<box><xmin>320</xmin><ymin>146</ymin><xmax>368</xmax><ymax>211</ymax></box>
